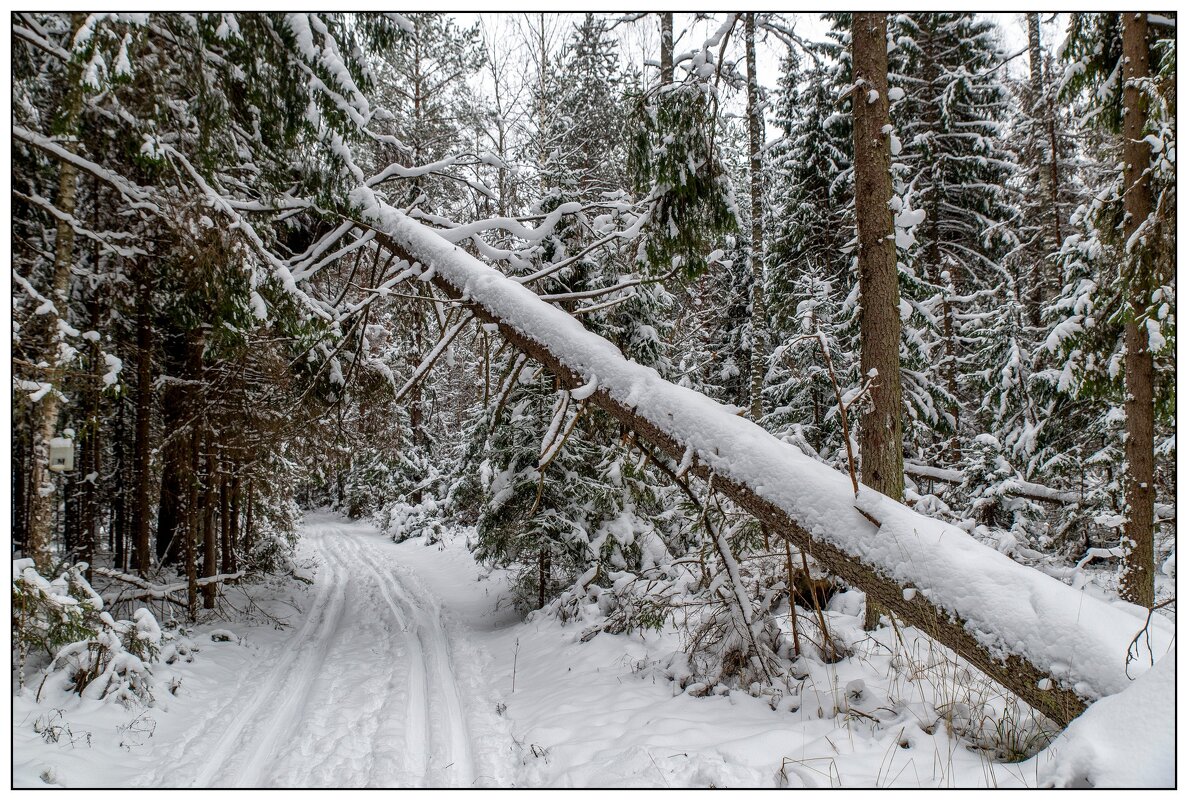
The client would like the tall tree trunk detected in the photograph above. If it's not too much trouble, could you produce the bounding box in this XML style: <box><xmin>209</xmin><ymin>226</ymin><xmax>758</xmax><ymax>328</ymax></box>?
<box><xmin>244</xmin><ymin>478</ymin><xmax>255</xmax><ymax>558</ymax></box>
<box><xmin>113</xmin><ymin>396</ymin><xmax>127</xmax><ymax>570</ymax></box>
<box><xmin>156</xmin><ymin>331</ymin><xmax>188</xmax><ymax>566</ymax></box>
<box><xmin>1042</xmin><ymin>18</ymin><xmax>1063</xmax><ymax>263</ymax></box>
<box><xmin>228</xmin><ymin>469</ymin><xmax>241</xmax><ymax>575</ymax></box>
<box><xmin>1025</xmin><ymin>13</ymin><xmax>1048</xmax><ymax>329</ymax></box>
<box><xmin>80</xmin><ymin>295</ymin><xmax>103</xmax><ymax>580</ymax></box>
<box><xmin>202</xmin><ymin>439</ymin><xmax>218</xmax><ymax>609</ymax></box>
<box><xmin>219</xmin><ymin>453</ymin><xmax>232</xmax><ymax>575</ymax></box>
<box><xmin>63</xmin><ymin>469</ymin><xmax>77</xmax><ymax>559</ymax></box>
<box><xmin>132</xmin><ymin>278</ymin><xmax>155</xmax><ymax>575</ymax></box>
<box><xmin>852</xmin><ymin>13</ymin><xmax>905</xmax><ymax>630</ymax></box>
<box><xmin>1118</xmin><ymin>12</ymin><xmax>1155</xmax><ymax>609</ymax></box>
<box><xmin>660</xmin><ymin>13</ymin><xmax>674</xmax><ymax>85</ymax></box>
<box><xmin>745</xmin><ymin>13</ymin><xmax>767</xmax><ymax>422</ymax></box>
<box><xmin>185</xmin><ymin>426</ymin><xmax>200</xmax><ymax>618</ymax></box>
<box><xmin>13</xmin><ymin>413</ymin><xmax>28</xmax><ymax>556</ymax></box>
<box><xmin>183</xmin><ymin>328</ymin><xmax>205</xmax><ymax>617</ymax></box>
<box><xmin>26</xmin><ymin>12</ymin><xmax>87</xmax><ymax>573</ymax></box>
<box><xmin>1026</xmin><ymin>14</ymin><xmax>1064</xmax><ymax>329</ymax></box>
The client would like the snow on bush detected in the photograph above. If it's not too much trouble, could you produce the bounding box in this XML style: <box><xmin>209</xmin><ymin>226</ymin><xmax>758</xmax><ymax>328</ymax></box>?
<box><xmin>12</xmin><ymin>560</ymin><xmax>100</xmax><ymax>664</ymax></box>
<box><xmin>377</xmin><ymin>497</ymin><xmax>446</xmax><ymax>544</ymax></box>
<box><xmin>245</xmin><ymin>497</ymin><xmax>304</xmax><ymax>575</ymax></box>
<box><xmin>13</xmin><ymin>560</ymin><xmax>165</xmax><ymax>707</ymax></box>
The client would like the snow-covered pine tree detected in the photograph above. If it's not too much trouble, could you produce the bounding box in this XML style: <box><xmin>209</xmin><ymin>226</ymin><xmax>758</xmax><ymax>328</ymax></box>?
<box><xmin>889</xmin><ymin>12</ymin><xmax>1017</xmax><ymax>461</ymax></box>
<box><xmin>764</xmin><ymin>39</ymin><xmax>857</xmax><ymax>460</ymax></box>
<box><xmin>767</xmin><ymin>45</ymin><xmax>853</xmax><ymax>303</ymax></box>
<box><xmin>1008</xmin><ymin>15</ymin><xmax>1081</xmax><ymax>329</ymax></box>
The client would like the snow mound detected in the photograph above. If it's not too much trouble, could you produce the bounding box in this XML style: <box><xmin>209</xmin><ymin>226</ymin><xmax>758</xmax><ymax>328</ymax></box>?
<box><xmin>1028</xmin><ymin>651</ymin><xmax>1174</xmax><ymax>788</ymax></box>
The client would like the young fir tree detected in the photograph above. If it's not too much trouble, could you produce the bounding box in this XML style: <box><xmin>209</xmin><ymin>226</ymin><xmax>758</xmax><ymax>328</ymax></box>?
<box><xmin>889</xmin><ymin>13</ymin><xmax>1016</xmax><ymax>460</ymax></box>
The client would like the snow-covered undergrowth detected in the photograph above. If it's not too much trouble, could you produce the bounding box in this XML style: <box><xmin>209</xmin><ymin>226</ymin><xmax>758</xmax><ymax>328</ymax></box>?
<box><xmin>13</xmin><ymin>560</ymin><xmax>170</xmax><ymax>709</ymax></box>
<box><xmin>12</xmin><ymin>562</ymin><xmax>304</xmax><ymax>788</ymax></box>
<box><xmin>376</xmin><ymin>497</ymin><xmax>449</xmax><ymax>544</ymax></box>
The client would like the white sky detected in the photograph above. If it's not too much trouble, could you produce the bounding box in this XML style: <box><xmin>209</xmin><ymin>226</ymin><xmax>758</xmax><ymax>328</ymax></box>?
<box><xmin>454</xmin><ymin>12</ymin><xmax>1068</xmax><ymax>143</ymax></box>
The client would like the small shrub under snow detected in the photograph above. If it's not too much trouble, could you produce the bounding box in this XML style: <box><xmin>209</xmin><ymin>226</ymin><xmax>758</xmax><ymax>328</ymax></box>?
<box><xmin>13</xmin><ymin>560</ymin><xmax>166</xmax><ymax>708</ymax></box>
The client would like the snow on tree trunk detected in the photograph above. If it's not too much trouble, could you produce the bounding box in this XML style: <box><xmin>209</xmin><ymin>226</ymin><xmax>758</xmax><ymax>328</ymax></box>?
<box><xmin>851</xmin><ymin>14</ymin><xmax>904</xmax><ymax>503</ymax></box>
<box><xmin>745</xmin><ymin>13</ymin><xmax>767</xmax><ymax>423</ymax></box>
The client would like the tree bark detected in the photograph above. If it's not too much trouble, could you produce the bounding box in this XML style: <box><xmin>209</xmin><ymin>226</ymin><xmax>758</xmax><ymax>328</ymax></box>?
<box><xmin>156</xmin><ymin>331</ymin><xmax>189</xmax><ymax>566</ymax></box>
<box><xmin>132</xmin><ymin>277</ymin><xmax>155</xmax><ymax>575</ymax></box>
<box><xmin>228</xmin><ymin>470</ymin><xmax>242</xmax><ymax>575</ymax></box>
<box><xmin>13</xmin><ymin>413</ymin><xmax>28</xmax><ymax>556</ymax></box>
<box><xmin>26</xmin><ymin>12</ymin><xmax>88</xmax><ymax>573</ymax></box>
<box><xmin>745</xmin><ymin>13</ymin><xmax>767</xmax><ymax>422</ymax></box>
<box><xmin>219</xmin><ymin>454</ymin><xmax>232</xmax><ymax>575</ymax></box>
<box><xmin>183</xmin><ymin>328</ymin><xmax>205</xmax><ymax>617</ymax></box>
<box><xmin>244</xmin><ymin>478</ymin><xmax>255</xmax><ymax>557</ymax></box>
<box><xmin>113</xmin><ymin>395</ymin><xmax>127</xmax><ymax>570</ymax></box>
<box><xmin>81</xmin><ymin>295</ymin><xmax>103</xmax><ymax>581</ymax></box>
<box><xmin>202</xmin><ymin>440</ymin><xmax>218</xmax><ymax>609</ymax></box>
<box><xmin>660</xmin><ymin>13</ymin><xmax>674</xmax><ymax>85</ymax></box>
<box><xmin>185</xmin><ymin>425</ymin><xmax>200</xmax><ymax>618</ymax></box>
<box><xmin>852</xmin><ymin>13</ymin><xmax>905</xmax><ymax>630</ymax></box>
<box><xmin>1118</xmin><ymin>12</ymin><xmax>1155</xmax><ymax>609</ymax></box>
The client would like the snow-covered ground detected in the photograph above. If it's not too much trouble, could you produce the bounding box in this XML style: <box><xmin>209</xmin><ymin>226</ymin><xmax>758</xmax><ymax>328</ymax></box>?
<box><xmin>14</xmin><ymin>513</ymin><xmax>515</xmax><ymax>788</ymax></box>
<box><xmin>12</xmin><ymin>511</ymin><xmax>1174</xmax><ymax>788</ymax></box>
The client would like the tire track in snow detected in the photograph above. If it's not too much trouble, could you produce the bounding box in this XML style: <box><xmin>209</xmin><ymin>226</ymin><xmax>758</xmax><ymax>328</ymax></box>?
<box><xmin>294</xmin><ymin>527</ymin><xmax>421</xmax><ymax>787</ymax></box>
<box><xmin>266</xmin><ymin>531</ymin><xmax>395</xmax><ymax>787</ymax></box>
<box><xmin>145</xmin><ymin>530</ymin><xmax>341</xmax><ymax>788</ymax></box>
<box><xmin>339</xmin><ymin>525</ymin><xmax>477</xmax><ymax>787</ymax></box>
<box><xmin>161</xmin><ymin>515</ymin><xmax>496</xmax><ymax>788</ymax></box>
<box><xmin>192</xmin><ymin>529</ymin><xmax>350</xmax><ymax>787</ymax></box>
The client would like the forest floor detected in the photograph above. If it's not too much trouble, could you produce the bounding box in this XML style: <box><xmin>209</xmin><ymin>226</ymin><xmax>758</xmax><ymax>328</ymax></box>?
<box><xmin>13</xmin><ymin>511</ymin><xmax>1135</xmax><ymax>788</ymax></box>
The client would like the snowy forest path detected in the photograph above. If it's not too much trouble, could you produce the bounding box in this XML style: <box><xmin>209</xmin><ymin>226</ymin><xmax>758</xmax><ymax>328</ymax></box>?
<box><xmin>151</xmin><ymin>512</ymin><xmax>506</xmax><ymax>788</ymax></box>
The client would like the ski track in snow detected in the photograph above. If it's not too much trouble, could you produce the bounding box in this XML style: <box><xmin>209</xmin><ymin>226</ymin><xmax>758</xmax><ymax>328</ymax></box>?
<box><xmin>148</xmin><ymin>515</ymin><xmax>490</xmax><ymax>788</ymax></box>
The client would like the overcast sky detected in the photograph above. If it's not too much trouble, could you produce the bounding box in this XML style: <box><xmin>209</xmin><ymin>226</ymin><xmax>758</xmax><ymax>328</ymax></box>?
<box><xmin>454</xmin><ymin>12</ymin><xmax>1068</xmax><ymax>144</ymax></box>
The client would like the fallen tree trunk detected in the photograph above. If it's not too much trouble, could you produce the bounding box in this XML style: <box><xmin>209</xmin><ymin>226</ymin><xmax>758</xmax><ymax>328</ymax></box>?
<box><xmin>94</xmin><ymin>566</ymin><xmax>245</xmax><ymax>605</ymax></box>
<box><xmin>356</xmin><ymin>192</ymin><xmax>1171</xmax><ymax>728</ymax></box>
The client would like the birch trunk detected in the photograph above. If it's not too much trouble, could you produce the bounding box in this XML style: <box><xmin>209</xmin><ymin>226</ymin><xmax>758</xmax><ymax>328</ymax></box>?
<box><xmin>26</xmin><ymin>13</ymin><xmax>87</xmax><ymax>572</ymax></box>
